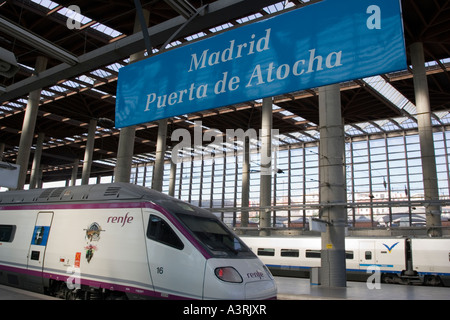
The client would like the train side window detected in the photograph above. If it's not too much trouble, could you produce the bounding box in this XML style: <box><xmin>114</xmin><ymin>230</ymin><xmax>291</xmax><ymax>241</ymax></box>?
<box><xmin>346</xmin><ymin>251</ymin><xmax>354</xmax><ymax>260</ymax></box>
<box><xmin>365</xmin><ymin>251</ymin><xmax>372</xmax><ymax>260</ymax></box>
<box><xmin>0</xmin><ymin>225</ymin><xmax>16</xmax><ymax>242</ymax></box>
<box><xmin>257</xmin><ymin>248</ymin><xmax>275</xmax><ymax>256</ymax></box>
<box><xmin>305</xmin><ymin>250</ymin><xmax>321</xmax><ymax>258</ymax></box>
<box><xmin>147</xmin><ymin>215</ymin><xmax>184</xmax><ymax>250</ymax></box>
<box><xmin>281</xmin><ymin>249</ymin><xmax>299</xmax><ymax>257</ymax></box>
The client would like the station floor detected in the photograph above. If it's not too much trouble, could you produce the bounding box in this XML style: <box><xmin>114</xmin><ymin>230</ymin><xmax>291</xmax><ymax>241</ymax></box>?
<box><xmin>1</xmin><ymin>277</ymin><xmax>450</xmax><ymax>300</ymax></box>
<box><xmin>275</xmin><ymin>276</ymin><xmax>450</xmax><ymax>300</ymax></box>
<box><xmin>0</xmin><ymin>284</ymin><xmax>58</xmax><ymax>300</ymax></box>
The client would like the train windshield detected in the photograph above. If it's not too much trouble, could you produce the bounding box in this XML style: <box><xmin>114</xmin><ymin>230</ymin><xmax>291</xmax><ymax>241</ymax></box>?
<box><xmin>179</xmin><ymin>214</ymin><xmax>254</xmax><ymax>258</ymax></box>
<box><xmin>155</xmin><ymin>199</ymin><xmax>254</xmax><ymax>258</ymax></box>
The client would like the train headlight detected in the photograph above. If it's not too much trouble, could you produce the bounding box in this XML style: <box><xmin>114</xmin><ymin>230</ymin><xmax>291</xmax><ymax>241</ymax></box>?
<box><xmin>215</xmin><ymin>267</ymin><xmax>243</xmax><ymax>283</ymax></box>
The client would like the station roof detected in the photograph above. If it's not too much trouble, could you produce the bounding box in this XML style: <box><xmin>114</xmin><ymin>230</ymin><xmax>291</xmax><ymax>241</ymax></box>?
<box><xmin>0</xmin><ymin>0</ymin><xmax>449</xmax><ymax>183</ymax></box>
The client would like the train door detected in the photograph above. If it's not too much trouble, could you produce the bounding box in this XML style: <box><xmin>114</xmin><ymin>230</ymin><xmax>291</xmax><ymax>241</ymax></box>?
<box><xmin>358</xmin><ymin>241</ymin><xmax>375</xmax><ymax>271</ymax></box>
<box><xmin>143</xmin><ymin>211</ymin><xmax>206</xmax><ymax>299</ymax></box>
<box><xmin>26</xmin><ymin>211</ymin><xmax>54</xmax><ymax>292</ymax></box>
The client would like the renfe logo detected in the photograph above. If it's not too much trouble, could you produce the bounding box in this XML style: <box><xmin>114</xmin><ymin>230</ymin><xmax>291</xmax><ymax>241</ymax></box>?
<box><xmin>107</xmin><ymin>212</ymin><xmax>133</xmax><ymax>227</ymax></box>
<box><xmin>247</xmin><ymin>271</ymin><xmax>265</xmax><ymax>280</ymax></box>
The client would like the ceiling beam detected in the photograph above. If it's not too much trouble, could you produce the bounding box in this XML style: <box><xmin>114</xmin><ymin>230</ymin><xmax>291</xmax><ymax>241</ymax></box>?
<box><xmin>0</xmin><ymin>0</ymin><xmax>283</xmax><ymax>103</ymax></box>
<box><xmin>0</xmin><ymin>16</ymin><xmax>79</xmax><ymax>66</ymax></box>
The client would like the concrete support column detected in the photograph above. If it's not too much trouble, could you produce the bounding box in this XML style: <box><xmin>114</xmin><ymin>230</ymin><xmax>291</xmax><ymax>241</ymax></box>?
<box><xmin>71</xmin><ymin>158</ymin><xmax>79</xmax><ymax>186</ymax></box>
<box><xmin>15</xmin><ymin>56</ymin><xmax>48</xmax><ymax>190</ymax></box>
<box><xmin>114</xmin><ymin>10</ymin><xmax>149</xmax><ymax>184</ymax></box>
<box><xmin>0</xmin><ymin>142</ymin><xmax>5</xmax><ymax>161</ymax></box>
<box><xmin>36</xmin><ymin>171</ymin><xmax>43</xmax><ymax>189</ymax></box>
<box><xmin>152</xmin><ymin>119</ymin><xmax>168</xmax><ymax>192</ymax></box>
<box><xmin>29</xmin><ymin>132</ymin><xmax>45</xmax><ymax>189</ymax></box>
<box><xmin>82</xmin><ymin>119</ymin><xmax>97</xmax><ymax>185</ymax></box>
<box><xmin>114</xmin><ymin>126</ymin><xmax>136</xmax><ymax>183</ymax></box>
<box><xmin>318</xmin><ymin>84</ymin><xmax>347</xmax><ymax>287</ymax></box>
<box><xmin>168</xmin><ymin>161</ymin><xmax>177</xmax><ymax>197</ymax></box>
<box><xmin>410</xmin><ymin>42</ymin><xmax>442</xmax><ymax>237</ymax></box>
<box><xmin>241</xmin><ymin>136</ymin><xmax>250</xmax><ymax>228</ymax></box>
<box><xmin>259</xmin><ymin>97</ymin><xmax>273</xmax><ymax>236</ymax></box>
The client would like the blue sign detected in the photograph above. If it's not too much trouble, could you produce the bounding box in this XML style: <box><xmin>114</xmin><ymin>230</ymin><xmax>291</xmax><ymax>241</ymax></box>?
<box><xmin>31</xmin><ymin>226</ymin><xmax>50</xmax><ymax>246</ymax></box>
<box><xmin>115</xmin><ymin>0</ymin><xmax>406</xmax><ymax>128</ymax></box>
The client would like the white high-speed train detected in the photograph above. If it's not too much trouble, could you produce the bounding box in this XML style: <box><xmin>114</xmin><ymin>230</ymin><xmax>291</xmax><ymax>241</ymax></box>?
<box><xmin>0</xmin><ymin>183</ymin><xmax>276</xmax><ymax>300</ymax></box>
<box><xmin>242</xmin><ymin>236</ymin><xmax>450</xmax><ymax>286</ymax></box>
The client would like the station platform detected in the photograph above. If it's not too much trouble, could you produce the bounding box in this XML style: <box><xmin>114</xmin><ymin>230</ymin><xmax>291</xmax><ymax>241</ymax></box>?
<box><xmin>0</xmin><ymin>284</ymin><xmax>58</xmax><ymax>300</ymax></box>
<box><xmin>2</xmin><ymin>278</ymin><xmax>449</xmax><ymax>300</ymax></box>
<box><xmin>275</xmin><ymin>276</ymin><xmax>450</xmax><ymax>300</ymax></box>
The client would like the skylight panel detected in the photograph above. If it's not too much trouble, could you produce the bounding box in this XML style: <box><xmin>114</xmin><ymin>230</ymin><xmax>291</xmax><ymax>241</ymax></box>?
<box><xmin>31</xmin><ymin>0</ymin><xmax>59</xmax><ymax>10</ymax></box>
<box><xmin>105</xmin><ymin>62</ymin><xmax>124</xmax><ymax>73</ymax></box>
<box><xmin>392</xmin><ymin>116</ymin><xmax>409</xmax><ymax>128</ymax></box>
<box><xmin>163</xmin><ymin>40</ymin><xmax>183</xmax><ymax>50</ymax></box>
<box><xmin>281</xmin><ymin>135</ymin><xmax>300</xmax><ymax>144</ymax></box>
<box><xmin>440</xmin><ymin>113</ymin><xmax>450</xmax><ymax>124</ymax></box>
<box><xmin>91</xmin><ymin>88</ymin><xmax>109</xmax><ymax>96</ymax></box>
<box><xmin>61</xmin><ymin>80</ymin><xmax>82</xmax><ymax>89</ymax></box>
<box><xmin>32</xmin><ymin>0</ymin><xmax>123</xmax><ymax>39</ymax></box>
<box><xmin>431</xmin><ymin>116</ymin><xmax>442</xmax><ymax>126</ymax></box>
<box><xmin>57</xmin><ymin>6</ymin><xmax>92</xmax><ymax>25</ymax></box>
<box><xmin>77</xmin><ymin>75</ymin><xmax>95</xmax><ymax>86</ymax></box>
<box><xmin>381</xmin><ymin>121</ymin><xmax>400</xmax><ymax>131</ymax></box>
<box><xmin>0</xmin><ymin>105</ymin><xmax>13</xmax><ymax>113</ymax></box>
<box><xmin>91</xmin><ymin>22</ymin><xmax>122</xmax><ymax>38</ymax></box>
<box><xmin>210</xmin><ymin>22</ymin><xmax>234</xmax><ymax>33</ymax></box>
<box><xmin>91</xmin><ymin>68</ymin><xmax>112</xmax><ymax>78</ymax></box>
<box><xmin>5</xmin><ymin>102</ymin><xmax>22</xmax><ymax>109</ymax></box>
<box><xmin>235</xmin><ymin>13</ymin><xmax>263</xmax><ymax>24</ymax></box>
<box><xmin>41</xmin><ymin>89</ymin><xmax>55</xmax><ymax>97</ymax></box>
<box><xmin>185</xmin><ymin>32</ymin><xmax>207</xmax><ymax>41</ymax></box>
<box><xmin>434</xmin><ymin>111</ymin><xmax>449</xmax><ymax>121</ymax></box>
<box><xmin>399</xmin><ymin>117</ymin><xmax>418</xmax><ymax>129</ymax></box>
<box><xmin>302</xmin><ymin>130</ymin><xmax>319</xmax><ymax>141</ymax></box>
<box><xmin>276</xmin><ymin>133</ymin><xmax>292</xmax><ymax>145</ymax></box>
<box><xmin>280</xmin><ymin>109</ymin><xmax>294</xmax><ymax>117</ymax></box>
<box><xmin>363</xmin><ymin>76</ymin><xmax>416</xmax><ymax>115</ymax></box>
<box><xmin>364</xmin><ymin>123</ymin><xmax>382</xmax><ymax>134</ymax></box>
<box><xmin>345</xmin><ymin>125</ymin><xmax>363</xmax><ymax>136</ymax></box>
<box><xmin>93</xmin><ymin>159</ymin><xmax>116</xmax><ymax>167</ymax></box>
<box><xmin>371</xmin><ymin>119</ymin><xmax>389</xmax><ymax>129</ymax></box>
<box><xmin>49</xmin><ymin>85</ymin><xmax>66</xmax><ymax>93</ymax></box>
<box><xmin>428</xmin><ymin>60</ymin><xmax>438</xmax><ymax>66</ymax></box>
<box><xmin>288</xmin><ymin>132</ymin><xmax>304</xmax><ymax>139</ymax></box>
<box><xmin>263</xmin><ymin>1</ymin><xmax>295</xmax><ymax>15</ymax></box>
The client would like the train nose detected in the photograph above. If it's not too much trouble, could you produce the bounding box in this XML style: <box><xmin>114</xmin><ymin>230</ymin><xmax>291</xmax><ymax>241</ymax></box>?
<box><xmin>244</xmin><ymin>265</ymin><xmax>277</xmax><ymax>299</ymax></box>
